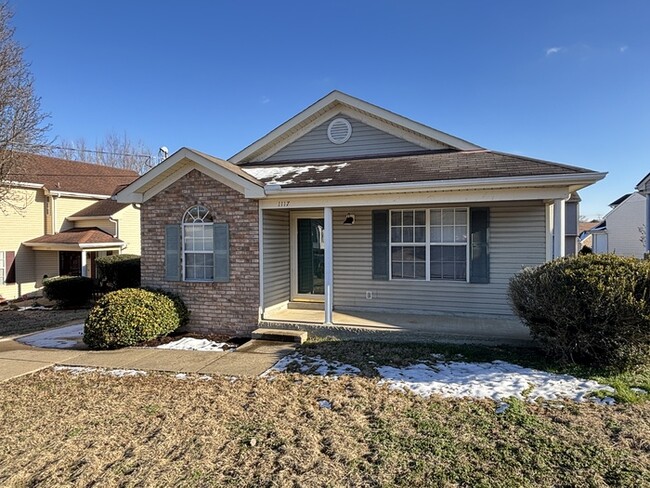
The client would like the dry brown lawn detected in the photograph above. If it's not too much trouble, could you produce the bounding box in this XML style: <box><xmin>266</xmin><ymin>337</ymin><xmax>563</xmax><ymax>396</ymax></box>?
<box><xmin>0</xmin><ymin>309</ymin><xmax>88</xmax><ymax>338</ymax></box>
<box><xmin>1</xmin><ymin>369</ymin><xmax>649</xmax><ymax>487</ymax></box>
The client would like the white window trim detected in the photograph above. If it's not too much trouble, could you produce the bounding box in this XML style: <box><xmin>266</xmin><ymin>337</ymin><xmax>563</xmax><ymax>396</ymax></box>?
<box><xmin>389</xmin><ymin>207</ymin><xmax>470</xmax><ymax>283</ymax></box>
<box><xmin>181</xmin><ymin>206</ymin><xmax>214</xmax><ymax>283</ymax></box>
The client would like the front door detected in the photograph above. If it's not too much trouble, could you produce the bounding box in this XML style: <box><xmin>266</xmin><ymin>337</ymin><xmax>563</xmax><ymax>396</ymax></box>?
<box><xmin>291</xmin><ymin>213</ymin><xmax>325</xmax><ymax>300</ymax></box>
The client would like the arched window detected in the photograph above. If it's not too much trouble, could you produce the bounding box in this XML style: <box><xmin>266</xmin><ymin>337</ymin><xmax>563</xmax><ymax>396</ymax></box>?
<box><xmin>182</xmin><ymin>205</ymin><xmax>214</xmax><ymax>281</ymax></box>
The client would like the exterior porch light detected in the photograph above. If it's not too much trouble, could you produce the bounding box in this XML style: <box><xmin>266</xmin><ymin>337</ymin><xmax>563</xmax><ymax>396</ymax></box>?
<box><xmin>343</xmin><ymin>213</ymin><xmax>355</xmax><ymax>225</ymax></box>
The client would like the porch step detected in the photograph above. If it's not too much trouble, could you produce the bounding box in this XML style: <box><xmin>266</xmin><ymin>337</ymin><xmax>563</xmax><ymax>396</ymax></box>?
<box><xmin>286</xmin><ymin>301</ymin><xmax>324</xmax><ymax>311</ymax></box>
<box><xmin>251</xmin><ymin>328</ymin><xmax>308</xmax><ymax>344</ymax></box>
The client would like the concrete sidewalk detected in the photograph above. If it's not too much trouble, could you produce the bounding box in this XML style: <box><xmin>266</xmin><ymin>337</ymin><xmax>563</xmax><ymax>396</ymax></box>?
<box><xmin>0</xmin><ymin>338</ymin><xmax>296</xmax><ymax>382</ymax></box>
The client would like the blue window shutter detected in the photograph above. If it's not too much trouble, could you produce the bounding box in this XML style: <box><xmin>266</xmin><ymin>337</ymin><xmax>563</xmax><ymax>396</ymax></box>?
<box><xmin>213</xmin><ymin>223</ymin><xmax>230</xmax><ymax>282</ymax></box>
<box><xmin>165</xmin><ymin>225</ymin><xmax>181</xmax><ymax>281</ymax></box>
<box><xmin>372</xmin><ymin>210</ymin><xmax>389</xmax><ymax>280</ymax></box>
<box><xmin>470</xmin><ymin>208</ymin><xmax>490</xmax><ymax>284</ymax></box>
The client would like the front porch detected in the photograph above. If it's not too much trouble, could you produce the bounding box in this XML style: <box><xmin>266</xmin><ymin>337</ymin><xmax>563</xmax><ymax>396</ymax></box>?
<box><xmin>261</xmin><ymin>306</ymin><xmax>531</xmax><ymax>344</ymax></box>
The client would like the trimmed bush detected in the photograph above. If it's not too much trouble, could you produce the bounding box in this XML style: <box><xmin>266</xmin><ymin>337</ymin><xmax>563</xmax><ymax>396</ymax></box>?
<box><xmin>143</xmin><ymin>287</ymin><xmax>190</xmax><ymax>327</ymax></box>
<box><xmin>43</xmin><ymin>276</ymin><xmax>94</xmax><ymax>307</ymax></box>
<box><xmin>84</xmin><ymin>288</ymin><xmax>182</xmax><ymax>349</ymax></box>
<box><xmin>509</xmin><ymin>254</ymin><xmax>650</xmax><ymax>370</ymax></box>
<box><xmin>96</xmin><ymin>254</ymin><xmax>141</xmax><ymax>290</ymax></box>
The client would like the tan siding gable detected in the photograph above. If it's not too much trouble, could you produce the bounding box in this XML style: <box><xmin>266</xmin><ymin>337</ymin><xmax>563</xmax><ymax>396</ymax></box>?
<box><xmin>113</xmin><ymin>204</ymin><xmax>141</xmax><ymax>255</ymax></box>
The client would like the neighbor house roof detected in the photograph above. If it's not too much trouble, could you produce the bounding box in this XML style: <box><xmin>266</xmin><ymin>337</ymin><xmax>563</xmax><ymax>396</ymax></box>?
<box><xmin>5</xmin><ymin>152</ymin><xmax>139</xmax><ymax>196</ymax></box>
<box><xmin>636</xmin><ymin>172</ymin><xmax>650</xmax><ymax>194</ymax></box>
<box><xmin>23</xmin><ymin>227</ymin><xmax>124</xmax><ymax>249</ymax></box>
<box><xmin>240</xmin><ymin>149</ymin><xmax>602</xmax><ymax>189</ymax></box>
<box><xmin>609</xmin><ymin>193</ymin><xmax>632</xmax><ymax>208</ymax></box>
<box><xmin>68</xmin><ymin>199</ymin><xmax>130</xmax><ymax>219</ymax></box>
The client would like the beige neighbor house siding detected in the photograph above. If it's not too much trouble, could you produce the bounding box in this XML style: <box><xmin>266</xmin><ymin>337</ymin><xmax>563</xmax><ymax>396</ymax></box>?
<box><xmin>113</xmin><ymin>204</ymin><xmax>141</xmax><ymax>255</ymax></box>
<box><xmin>141</xmin><ymin>169</ymin><xmax>259</xmax><ymax>335</ymax></box>
<box><xmin>330</xmin><ymin>202</ymin><xmax>546</xmax><ymax>316</ymax></box>
<box><xmin>0</xmin><ymin>188</ymin><xmax>44</xmax><ymax>300</ymax></box>
<box><xmin>264</xmin><ymin>116</ymin><xmax>438</xmax><ymax>162</ymax></box>
<box><xmin>56</xmin><ymin>196</ymin><xmax>103</xmax><ymax>232</ymax></box>
<box><xmin>262</xmin><ymin>210</ymin><xmax>290</xmax><ymax>309</ymax></box>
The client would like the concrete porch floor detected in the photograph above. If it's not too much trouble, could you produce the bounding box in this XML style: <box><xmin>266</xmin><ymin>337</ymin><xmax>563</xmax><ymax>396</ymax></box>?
<box><xmin>262</xmin><ymin>308</ymin><xmax>532</xmax><ymax>345</ymax></box>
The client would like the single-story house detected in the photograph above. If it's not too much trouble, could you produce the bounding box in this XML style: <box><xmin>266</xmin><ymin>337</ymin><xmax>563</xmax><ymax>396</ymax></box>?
<box><xmin>116</xmin><ymin>91</ymin><xmax>605</xmax><ymax>340</ymax></box>
<box><xmin>0</xmin><ymin>152</ymin><xmax>141</xmax><ymax>301</ymax></box>
<box><xmin>584</xmin><ymin>191</ymin><xmax>646</xmax><ymax>258</ymax></box>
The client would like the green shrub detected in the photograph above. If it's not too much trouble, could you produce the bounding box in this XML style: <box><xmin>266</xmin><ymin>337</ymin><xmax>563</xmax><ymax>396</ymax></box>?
<box><xmin>509</xmin><ymin>254</ymin><xmax>650</xmax><ymax>370</ymax></box>
<box><xmin>96</xmin><ymin>254</ymin><xmax>140</xmax><ymax>290</ymax></box>
<box><xmin>43</xmin><ymin>276</ymin><xmax>94</xmax><ymax>307</ymax></box>
<box><xmin>143</xmin><ymin>287</ymin><xmax>190</xmax><ymax>327</ymax></box>
<box><xmin>84</xmin><ymin>288</ymin><xmax>181</xmax><ymax>349</ymax></box>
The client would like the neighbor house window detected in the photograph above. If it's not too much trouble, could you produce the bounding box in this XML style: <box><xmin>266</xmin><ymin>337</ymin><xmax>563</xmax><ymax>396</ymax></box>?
<box><xmin>389</xmin><ymin>208</ymin><xmax>468</xmax><ymax>281</ymax></box>
<box><xmin>182</xmin><ymin>205</ymin><xmax>214</xmax><ymax>281</ymax></box>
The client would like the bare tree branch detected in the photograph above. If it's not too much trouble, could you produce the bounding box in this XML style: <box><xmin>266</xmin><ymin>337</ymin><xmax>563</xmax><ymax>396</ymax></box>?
<box><xmin>0</xmin><ymin>2</ymin><xmax>50</xmax><ymax>212</ymax></box>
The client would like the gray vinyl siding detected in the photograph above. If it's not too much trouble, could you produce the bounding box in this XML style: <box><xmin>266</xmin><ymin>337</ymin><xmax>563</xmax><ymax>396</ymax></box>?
<box><xmin>264</xmin><ymin>116</ymin><xmax>439</xmax><ymax>162</ymax></box>
<box><xmin>332</xmin><ymin>202</ymin><xmax>547</xmax><ymax>316</ymax></box>
<box><xmin>263</xmin><ymin>210</ymin><xmax>290</xmax><ymax>308</ymax></box>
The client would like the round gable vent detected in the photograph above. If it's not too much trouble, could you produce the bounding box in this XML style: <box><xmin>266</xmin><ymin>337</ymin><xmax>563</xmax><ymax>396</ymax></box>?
<box><xmin>327</xmin><ymin>117</ymin><xmax>352</xmax><ymax>144</ymax></box>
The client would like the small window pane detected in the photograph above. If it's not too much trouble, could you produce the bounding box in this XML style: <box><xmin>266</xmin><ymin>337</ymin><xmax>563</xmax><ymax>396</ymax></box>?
<box><xmin>443</xmin><ymin>209</ymin><xmax>455</xmax><ymax>225</ymax></box>
<box><xmin>403</xmin><ymin>211</ymin><xmax>414</xmax><ymax>225</ymax></box>
<box><xmin>414</xmin><ymin>247</ymin><xmax>426</xmax><ymax>262</ymax></box>
<box><xmin>415</xmin><ymin>227</ymin><xmax>426</xmax><ymax>243</ymax></box>
<box><xmin>442</xmin><ymin>246</ymin><xmax>455</xmax><ymax>261</ymax></box>
<box><xmin>391</xmin><ymin>227</ymin><xmax>402</xmax><ymax>243</ymax></box>
<box><xmin>456</xmin><ymin>210</ymin><xmax>467</xmax><ymax>225</ymax></box>
<box><xmin>391</xmin><ymin>247</ymin><xmax>402</xmax><ymax>260</ymax></box>
<box><xmin>442</xmin><ymin>226</ymin><xmax>454</xmax><ymax>243</ymax></box>
<box><xmin>392</xmin><ymin>262</ymin><xmax>403</xmax><ymax>279</ymax></box>
<box><xmin>415</xmin><ymin>263</ymin><xmax>426</xmax><ymax>279</ymax></box>
<box><xmin>430</xmin><ymin>246</ymin><xmax>442</xmax><ymax>260</ymax></box>
<box><xmin>186</xmin><ymin>266</ymin><xmax>196</xmax><ymax>280</ymax></box>
<box><xmin>402</xmin><ymin>246</ymin><xmax>415</xmax><ymax>261</ymax></box>
<box><xmin>455</xmin><ymin>246</ymin><xmax>467</xmax><ymax>261</ymax></box>
<box><xmin>455</xmin><ymin>227</ymin><xmax>467</xmax><ymax>243</ymax></box>
<box><xmin>430</xmin><ymin>226</ymin><xmax>441</xmax><ymax>243</ymax></box>
<box><xmin>391</xmin><ymin>212</ymin><xmax>401</xmax><ymax>226</ymax></box>
<box><xmin>431</xmin><ymin>209</ymin><xmax>442</xmax><ymax>225</ymax></box>
<box><xmin>415</xmin><ymin>210</ymin><xmax>426</xmax><ymax>225</ymax></box>
<box><xmin>431</xmin><ymin>261</ymin><xmax>442</xmax><ymax>279</ymax></box>
<box><xmin>455</xmin><ymin>263</ymin><xmax>466</xmax><ymax>280</ymax></box>
<box><xmin>403</xmin><ymin>227</ymin><xmax>414</xmax><ymax>243</ymax></box>
<box><xmin>403</xmin><ymin>262</ymin><xmax>414</xmax><ymax>278</ymax></box>
<box><xmin>442</xmin><ymin>263</ymin><xmax>455</xmax><ymax>279</ymax></box>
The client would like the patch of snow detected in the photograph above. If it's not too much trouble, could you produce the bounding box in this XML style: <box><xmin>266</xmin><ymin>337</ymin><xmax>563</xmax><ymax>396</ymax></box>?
<box><xmin>265</xmin><ymin>353</ymin><xmax>360</xmax><ymax>378</ymax></box>
<box><xmin>596</xmin><ymin>396</ymin><xmax>617</xmax><ymax>406</ymax></box>
<box><xmin>17</xmin><ymin>305</ymin><xmax>51</xmax><ymax>311</ymax></box>
<box><xmin>53</xmin><ymin>366</ymin><xmax>146</xmax><ymax>378</ymax></box>
<box><xmin>175</xmin><ymin>373</ymin><xmax>188</xmax><ymax>380</ymax></box>
<box><xmin>18</xmin><ymin>323</ymin><xmax>84</xmax><ymax>349</ymax></box>
<box><xmin>495</xmin><ymin>402</ymin><xmax>509</xmax><ymax>414</ymax></box>
<box><xmin>243</xmin><ymin>163</ymin><xmax>349</xmax><ymax>186</ymax></box>
<box><xmin>157</xmin><ymin>337</ymin><xmax>230</xmax><ymax>352</ymax></box>
<box><xmin>631</xmin><ymin>387</ymin><xmax>647</xmax><ymax>394</ymax></box>
<box><xmin>198</xmin><ymin>375</ymin><xmax>213</xmax><ymax>381</ymax></box>
<box><xmin>318</xmin><ymin>399</ymin><xmax>332</xmax><ymax>409</ymax></box>
<box><xmin>376</xmin><ymin>361</ymin><xmax>615</xmax><ymax>403</ymax></box>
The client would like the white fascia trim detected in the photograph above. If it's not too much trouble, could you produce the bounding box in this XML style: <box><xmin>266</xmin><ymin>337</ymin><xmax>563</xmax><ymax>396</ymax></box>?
<box><xmin>66</xmin><ymin>215</ymin><xmax>113</xmax><ymax>221</ymax></box>
<box><xmin>263</xmin><ymin>172</ymin><xmax>607</xmax><ymax>197</ymax></box>
<box><xmin>3</xmin><ymin>181</ymin><xmax>44</xmax><ymax>190</ymax></box>
<box><xmin>230</xmin><ymin>91</ymin><xmax>482</xmax><ymax>163</ymax></box>
<box><xmin>116</xmin><ymin>147</ymin><xmax>265</xmax><ymax>203</ymax></box>
<box><xmin>47</xmin><ymin>190</ymin><xmax>111</xmax><ymax>199</ymax></box>
<box><xmin>23</xmin><ymin>242</ymin><xmax>126</xmax><ymax>251</ymax></box>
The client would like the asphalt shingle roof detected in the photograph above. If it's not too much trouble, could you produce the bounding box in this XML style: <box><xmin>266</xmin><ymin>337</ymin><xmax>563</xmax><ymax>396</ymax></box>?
<box><xmin>68</xmin><ymin>199</ymin><xmax>130</xmax><ymax>218</ymax></box>
<box><xmin>24</xmin><ymin>227</ymin><xmax>123</xmax><ymax>245</ymax></box>
<box><xmin>241</xmin><ymin>150</ymin><xmax>598</xmax><ymax>188</ymax></box>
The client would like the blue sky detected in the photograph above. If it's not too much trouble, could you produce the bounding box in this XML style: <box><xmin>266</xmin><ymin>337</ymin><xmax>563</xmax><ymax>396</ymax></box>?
<box><xmin>11</xmin><ymin>0</ymin><xmax>650</xmax><ymax>218</ymax></box>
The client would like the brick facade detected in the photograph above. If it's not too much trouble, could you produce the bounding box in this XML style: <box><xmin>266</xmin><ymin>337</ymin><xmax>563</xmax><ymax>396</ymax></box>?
<box><xmin>141</xmin><ymin>169</ymin><xmax>259</xmax><ymax>335</ymax></box>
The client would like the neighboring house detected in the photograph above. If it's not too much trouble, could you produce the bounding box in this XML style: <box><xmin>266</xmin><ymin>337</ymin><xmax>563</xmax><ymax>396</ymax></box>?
<box><xmin>0</xmin><ymin>153</ymin><xmax>140</xmax><ymax>301</ymax></box>
<box><xmin>116</xmin><ymin>91</ymin><xmax>605</xmax><ymax>339</ymax></box>
<box><xmin>577</xmin><ymin>220</ymin><xmax>599</xmax><ymax>250</ymax></box>
<box><xmin>586</xmin><ymin>192</ymin><xmax>646</xmax><ymax>258</ymax></box>
<box><xmin>637</xmin><ymin>172</ymin><xmax>650</xmax><ymax>256</ymax></box>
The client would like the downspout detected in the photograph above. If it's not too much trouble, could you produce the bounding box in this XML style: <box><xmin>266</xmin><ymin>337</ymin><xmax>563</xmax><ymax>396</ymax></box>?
<box><xmin>52</xmin><ymin>192</ymin><xmax>59</xmax><ymax>234</ymax></box>
<box><xmin>108</xmin><ymin>217</ymin><xmax>121</xmax><ymax>253</ymax></box>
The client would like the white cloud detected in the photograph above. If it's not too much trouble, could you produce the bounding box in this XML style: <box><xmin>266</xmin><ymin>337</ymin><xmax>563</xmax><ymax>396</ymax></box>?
<box><xmin>260</xmin><ymin>96</ymin><xmax>270</xmax><ymax>104</ymax></box>
<box><xmin>545</xmin><ymin>46</ymin><xmax>565</xmax><ymax>56</ymax></box>
<box><xmin>620</xmin><ymin>45</ymin><xmax>628</xmax><ymax>53</ymax></box>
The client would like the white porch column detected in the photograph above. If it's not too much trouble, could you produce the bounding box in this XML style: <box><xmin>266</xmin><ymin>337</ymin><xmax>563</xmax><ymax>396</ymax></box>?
<box><xmin>81</xmin><ymin>251</ymin><xmax>88</xmax><ymax>277</ymax></box>
<box><xmin>258</xmin><ymin>207</ymin><xmax>264</xmax><ymax>322</ymax></box>
<box><xmin>553</xmin><ymin>198</ymin><xmax>566</xmax><ymax>258</ymax></box>
<box><xmin>324</xmin><ymin>206</ymin><xmax>333</xmax><ymax>325</ymax></box>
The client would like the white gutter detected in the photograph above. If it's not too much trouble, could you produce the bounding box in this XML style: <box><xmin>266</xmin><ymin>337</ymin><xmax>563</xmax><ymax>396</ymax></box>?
<box><xmin>23</xmin><ymin>242</ymin><xmax>126</xmax><ymax>251</ymax></box>
<box><xmin>262</xmin><ymin>172</ymin><xmax>607</xmax><ymax>197</ymax></box>
<box><xmin>66</xmin><ymin>215</ymin><xmax>113</xmax><ymax>221</ymax></box>
<box><xmin>2</xmin><ymin>181</ymin><xmax>44</xmax><ymax>189</ymax></box>
<box><xmin>49</xmin><ymin>190</ymin><xmax>111</xmax><ymax>199</ymax></box>
<box><xmin>109</xmin><ymin>217</ymin><xmax>119</xmax><ymax>238</ymax></box>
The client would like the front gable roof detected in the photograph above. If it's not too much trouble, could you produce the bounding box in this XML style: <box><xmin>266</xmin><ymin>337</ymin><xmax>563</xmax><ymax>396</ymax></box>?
<box><xmin>229</xmin><ymin>91</ymin><xmax>483</xmax><ymax>164</ymax></box>
<box><xmin>636</xmin><ymin>172</ymin><xmax>650</xmax><ymax>194</ymax></box>
<box><xmin>115</xmin><ymin>147</ymin><xmax>265</xmax><ymax>203</ymax></box>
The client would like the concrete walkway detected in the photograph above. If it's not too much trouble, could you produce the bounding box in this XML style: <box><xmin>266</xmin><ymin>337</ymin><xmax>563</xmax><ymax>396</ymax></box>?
<box><xmin>0</xmin><ymin>337</ymin><xmax>296</xmax><ymax>382</ymax></box>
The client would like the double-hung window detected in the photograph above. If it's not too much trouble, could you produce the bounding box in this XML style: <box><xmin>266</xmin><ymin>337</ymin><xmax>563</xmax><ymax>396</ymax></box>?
<box><xmin>389</xmin><ymin>208</ymin><xmax>468</xmax><ymax>281</ymax></box>
<box><xmin>182</xmin><ymin>205</ymin><xmax>214</xmax><ymax>281</ymax></box>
